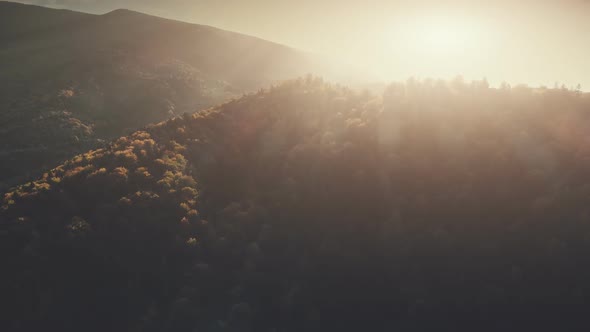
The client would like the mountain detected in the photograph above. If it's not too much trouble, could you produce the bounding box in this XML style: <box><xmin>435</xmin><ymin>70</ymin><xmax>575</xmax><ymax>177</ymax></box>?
<box><xmin>0</xmin><ymin>1</ymin><xmax>318</xmax><ymax>189</ymax></box>
<box><xmin>3</xmin><ymin>78</ymin><xmax>590</xmax><ymax>331</ymax></box>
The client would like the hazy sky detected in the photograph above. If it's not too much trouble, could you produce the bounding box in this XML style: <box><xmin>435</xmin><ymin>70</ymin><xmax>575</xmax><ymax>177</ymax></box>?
<box><xmin>14</xmin><ymin>0</ymin><xmax>590</xmax><ymax>88</ymax></box>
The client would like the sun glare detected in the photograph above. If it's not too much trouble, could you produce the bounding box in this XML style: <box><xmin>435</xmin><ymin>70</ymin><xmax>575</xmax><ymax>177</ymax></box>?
<box><xmin>382</xmin><ymin>13</ymin><xmax>498</xmax><ymax>80</ymax></box>
<box><xmin>421</xmin><ymin>24</ymin><xmax>465</xmax><ymax>51</ymax></box>
<box><xmin>405</xmin><ymin>15</ymin><xmax>489</xmax><ymax>55</ymax></box>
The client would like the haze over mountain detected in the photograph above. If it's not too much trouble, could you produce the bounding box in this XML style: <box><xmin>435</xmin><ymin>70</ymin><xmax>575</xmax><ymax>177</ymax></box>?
<box><xmin>3</xmin><ymin>78</ymin><xmax>590</xmax><ymax>331</ymax></box>
<box><xmin>12</xmin><ymin>0</ymin><xmax>590</xmax><ymax>89</ymax></box>
<box><xmin>0</xmin><ymin>1</ymin><xmax>321</xmax><ymax>189</ymax></box>
<box><xmin>3</xmin><ymin>1</ymin><xmax>590</xmax><ymax>331</ymax></box>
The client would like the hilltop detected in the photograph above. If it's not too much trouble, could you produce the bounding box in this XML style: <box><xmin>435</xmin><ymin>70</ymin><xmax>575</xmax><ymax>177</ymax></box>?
<box><xmin>3</xmin><ymin>78</ymin><xmax>590</xmax><ymax>331</ymax></box>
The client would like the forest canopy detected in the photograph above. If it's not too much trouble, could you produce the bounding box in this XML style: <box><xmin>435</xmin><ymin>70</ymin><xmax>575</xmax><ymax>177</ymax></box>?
<box><xmin>2</xmin><ymin>77</ymin><xmax>590</xmax><ymax>331</ymax></box>
<box><xmin>0</xmin><ymin>1</ymin><xmax>315</xmax><ymax>190</ymax></box>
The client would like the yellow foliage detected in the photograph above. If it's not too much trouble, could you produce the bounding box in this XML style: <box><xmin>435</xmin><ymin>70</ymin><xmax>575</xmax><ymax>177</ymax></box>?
<box><xmin>186</xmin><ymin>237</ymin><xmax>198</xmax><ymax>246</ymax></box>
<box><xmin>88</xmin><ymin>168</ymin><xmax>107</xmax><ymax>178</ymax></box>
<box><xmin>64</xmin><ymin>165</ymin><xmax>94</xmax><ymax>178</ymax></box>
<box><xmin>135</xmin><ymin>167</ymin><xmax>152</xmax><ymax>178</ymax></box>
<box><xmin>33</xmin><ymin>182</ymin><xmax>50</xmax><ymax>191</ymax></box>
<box><xmin>180</xmin><ymin>202</ymin><xmax>191</xmax><ymax>211</ymax></box>
<box><xmin>119</xmin><ymin>197</ymin><xmax>132</xmax><ymax>205</ymax></box>
<box><xmin>114</xmin><ymin>149</ymin><xmax>138</xmax><ymax>164</ymax></box>
<box><xmin>59</xmin><ymin>89</ymin><xmax>75</xmax><ymax>98</ymax></box>
<box><xmin>111</xmin><ymin>167</ymin><xmax>129</xmax><ymax>181</ymax></box>
<box><xmin>132</xmin><ymin>131</ymin><xmax>151</xmax><ymax>140</ymax></box>
<box><xmin>181</xmin><ymin>187</ymin><xmax>198</xmax><ymax>199</ymax></box>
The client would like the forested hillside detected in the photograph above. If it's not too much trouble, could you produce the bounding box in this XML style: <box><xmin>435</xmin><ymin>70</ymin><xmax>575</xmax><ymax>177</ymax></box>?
<box><xmin>3</xmin><ymin>77</ymin><xmax>590</xmax><ymax>331</ymax></box>
<box><xmin>0</xmin><ymin>1</ymin><xmax>316</xmax><ymax>188</ymax></box>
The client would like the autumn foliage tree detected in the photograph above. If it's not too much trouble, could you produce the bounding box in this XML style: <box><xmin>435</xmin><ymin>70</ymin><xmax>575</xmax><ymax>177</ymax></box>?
<box><xmin>2</xmin><ymin>77</ymin><xmax>590</xmax><ymax>331</ymax></box>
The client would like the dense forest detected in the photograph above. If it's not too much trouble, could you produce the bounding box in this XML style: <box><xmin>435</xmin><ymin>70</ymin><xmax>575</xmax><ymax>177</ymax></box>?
<box><xmin>0</xmin><ymin>1</ymin><xmax>317</xmax><ymax>189</ymax></box>
<box><xmin>3</xmin><ymin>77</ymin><xmax>590</xmax><ymax>331</ymax></box>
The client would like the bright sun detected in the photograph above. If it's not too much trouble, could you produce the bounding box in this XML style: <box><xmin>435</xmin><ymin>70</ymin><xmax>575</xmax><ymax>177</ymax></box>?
<box><xmin>408</xmin><ymin>16</ymin><xmax>482</xmax><ymax>56</ymax></box>
<box><xmin>421</xmin><ymin>25</ymin><xmax>464</xmax><ymax>50</ymax></box>
<box><xmin>383</xmin><ymin>14</ymin><xmax>497</xmax><ymax>79</ymax></box>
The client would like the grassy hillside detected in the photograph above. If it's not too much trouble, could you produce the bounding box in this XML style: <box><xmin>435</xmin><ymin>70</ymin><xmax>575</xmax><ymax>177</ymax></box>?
<box><xmin>0</xmin><ymin>1</ymin><xmax>315</xmax><ymax>188</ymax></box>
<box><xmin>3</xmin><ymin>77</ymin><xmax>590</xmax><ymax>331</ymax></box>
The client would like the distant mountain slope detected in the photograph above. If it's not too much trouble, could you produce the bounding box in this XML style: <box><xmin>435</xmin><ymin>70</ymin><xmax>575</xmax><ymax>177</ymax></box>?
<box><xmin>3</xmin><ymin>78</ymin><xmax>590</xmax><ymax>331</ymax></box>
<box><xmin>0</xmin><ymin>1</ymin><xmax>91</xmax><ymax>39</ymax></box>
<box><xmin>0</xmin><ymin>1</ymin><xmax>317</xmax><ymax>188</ymax></box>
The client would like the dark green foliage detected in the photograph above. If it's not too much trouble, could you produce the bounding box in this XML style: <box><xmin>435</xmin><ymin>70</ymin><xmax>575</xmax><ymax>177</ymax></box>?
<box><xmin>3</xmin><ymin>78</ymin><xmax>590</xmax><ymax>331</ymax></box>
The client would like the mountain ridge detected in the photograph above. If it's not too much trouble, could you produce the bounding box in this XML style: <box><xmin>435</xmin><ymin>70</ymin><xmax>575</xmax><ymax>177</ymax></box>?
<box><xmin>0</xmin><ymin>0</ymin><xmax>319</xmax><ymax>190</ymax></box>
<box><xmin>3</xmin><ymin>78</ymin><xmax>590</xmax><ymax>330</ymax></box>
<box><xmin>0</xmin><ymin>1</ymin><xmax>300</xmax><ymax>52</ymax></box>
